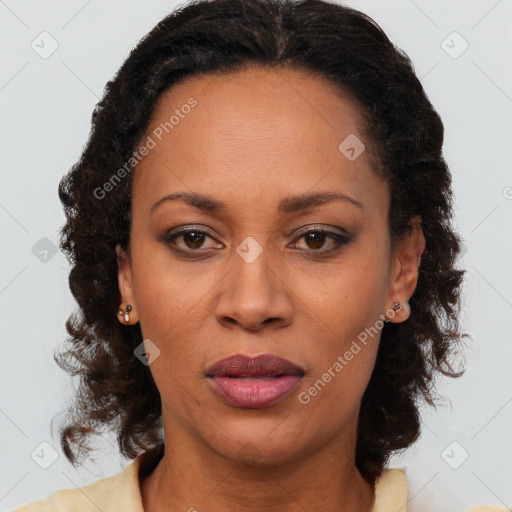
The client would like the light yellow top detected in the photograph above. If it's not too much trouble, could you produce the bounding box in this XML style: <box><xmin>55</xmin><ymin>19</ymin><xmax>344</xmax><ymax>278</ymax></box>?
<box><xmin>12</xmin><ymin>449</ymin><xmax>508</xmax><ymax>512</ymax></box>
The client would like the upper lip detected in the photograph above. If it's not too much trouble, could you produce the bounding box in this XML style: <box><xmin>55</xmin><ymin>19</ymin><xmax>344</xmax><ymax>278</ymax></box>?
<box><xmin>205</xmin><ymin>353</ymin><xmax>305</xmax><ymax>378</ymax></box>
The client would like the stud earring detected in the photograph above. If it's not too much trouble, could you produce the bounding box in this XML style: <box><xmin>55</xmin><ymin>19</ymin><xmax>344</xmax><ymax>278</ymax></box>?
<box><xmin>392</xmin><ymin>302</ymin><xmax>403</xmax><ymax>312</ymax></box>
<box><xmin>117</xmin><ymin>304</ymin><xmax>132</xmax><ymax>324</ymax></box>
<box><xmin>394</xmin><ymin>301</ymin><xmax>411</xmax><ymax>319</ymax></box>
<box><xmin>385</xmin><ymin>301</ymin><xmax>410</xmax><ymax>323</ymax></box>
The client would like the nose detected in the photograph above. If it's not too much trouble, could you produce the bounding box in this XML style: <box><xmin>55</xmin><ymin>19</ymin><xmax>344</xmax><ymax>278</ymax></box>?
<box><xmin>214</xmin><ymin>244</ymin><xmax>294</xmax><ymax>332</ymax></box>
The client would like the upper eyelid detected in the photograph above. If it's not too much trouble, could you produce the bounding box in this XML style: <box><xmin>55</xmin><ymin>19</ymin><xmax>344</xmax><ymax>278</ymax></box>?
<box><xmin>165</xmin><ymin>225</ymin><xmax>348</xmax><ymax>245</ymax></box>
<box><xmin>293</xmin><ymin>224</ymin><xmax>348</xmax><ymax>237</ymax></box>
<box><xmin>164</xmin><ymin>225</ymin><xmax>219</xmax><ymax>241</ymax></box>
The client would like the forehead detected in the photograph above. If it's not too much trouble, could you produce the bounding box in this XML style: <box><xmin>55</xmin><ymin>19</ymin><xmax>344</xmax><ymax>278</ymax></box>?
<box><xmin>131</xmin><ymin>65</ymin><xmax>387</xmax><ymax>218</ymax></box>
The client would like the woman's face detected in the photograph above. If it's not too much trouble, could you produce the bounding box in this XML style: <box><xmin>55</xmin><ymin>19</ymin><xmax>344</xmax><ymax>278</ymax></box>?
<box><xmin>117</xmin><ymin>65</ymin><xmax>424</xmax><ymax>466</ymax></box>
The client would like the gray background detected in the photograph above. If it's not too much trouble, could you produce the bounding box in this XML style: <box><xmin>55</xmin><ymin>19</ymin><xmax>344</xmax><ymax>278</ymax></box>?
<box><xmin>1</xmin><ymin>1</ymin><xmax>511</xmax><ymax>510</ymax></box>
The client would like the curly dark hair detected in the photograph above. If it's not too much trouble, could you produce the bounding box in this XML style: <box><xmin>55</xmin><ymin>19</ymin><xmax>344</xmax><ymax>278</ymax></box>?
<box><xmin>54</xmin><ymin>0</ymin><xmax>468</xmax><ymax>486</ymax></box>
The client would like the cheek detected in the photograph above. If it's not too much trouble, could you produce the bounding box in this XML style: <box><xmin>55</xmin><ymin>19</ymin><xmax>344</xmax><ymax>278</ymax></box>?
<box><xmin>294</xmin><ymin>353</ymin><xmax>376</xmax><ymax>446</ymax></box>
<box><xmin>129</xmin><ymin>245</ymin><xmax>232</xmax><ymax>399</ymax></box>
<box><xmin>295</xmin><ymin>275</ymin><xmax>382</xmax><ymax>422</ymax></box>
<box><xmin>290</xmin><ymin>252</ymin><xmax>388</xmax><ymax>401</ymax></box>
<box><xmin>131</xmin><ymin>253</ymin><xmax>207</xmax><ymax>408</ymax></box>
<box><xmin>130</xmin><ymin>240</ymin><xmax>210</xmax><ymax>339</ymax></box>
<box><xmin>135</xmin><ymin>285</ymin><xmax>207</xmax><ymax>369</ymax></box>
<box><xmin>294</xmin><ymin>251</ymin><xmax>389</xmax><ymax>343</ymax></box>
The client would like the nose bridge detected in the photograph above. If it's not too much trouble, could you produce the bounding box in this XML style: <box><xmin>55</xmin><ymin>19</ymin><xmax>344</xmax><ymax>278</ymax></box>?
<box><xmin>235</xmin><ymin>237</ymin><xmax>275</xmax><ymax>296</ymax></box>
<box><xmin>214</xmin><ymin>236</ymin><xmax>293</xmax><ymax>330</ymax></box>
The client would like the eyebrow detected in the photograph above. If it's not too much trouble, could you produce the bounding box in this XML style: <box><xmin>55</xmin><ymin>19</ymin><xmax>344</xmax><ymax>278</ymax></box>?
<box><xmin>149</xmin><ymin>191</ymin><xmax>364</xmax><ymax>215</ymax></box>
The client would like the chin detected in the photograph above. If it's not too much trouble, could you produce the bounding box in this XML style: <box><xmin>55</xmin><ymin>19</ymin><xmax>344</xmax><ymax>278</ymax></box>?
<box><xmin>204</xmin><ymin>423</ymin><xmax>310</xmax><ymax>467</ymax></box>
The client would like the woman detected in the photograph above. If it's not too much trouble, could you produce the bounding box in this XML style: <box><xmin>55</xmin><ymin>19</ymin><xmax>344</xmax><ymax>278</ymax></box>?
<box><xmin>13</xmin><ymin>0</ymin><xmax>506</xmax><ymax>510</ymax></box>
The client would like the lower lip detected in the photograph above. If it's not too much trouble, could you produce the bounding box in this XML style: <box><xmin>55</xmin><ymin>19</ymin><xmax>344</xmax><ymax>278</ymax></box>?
<box><xmin>207</xmin><ymin>375</ymin><xmax>303</xmax><ymax>408</ymax></box>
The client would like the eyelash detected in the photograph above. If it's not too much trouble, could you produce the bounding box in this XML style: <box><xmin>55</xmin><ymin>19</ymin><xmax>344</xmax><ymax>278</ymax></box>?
<box><xmin>162</xmin><ymin>225</ymin><xmax>350</xmax><ymax>259</ymax></box>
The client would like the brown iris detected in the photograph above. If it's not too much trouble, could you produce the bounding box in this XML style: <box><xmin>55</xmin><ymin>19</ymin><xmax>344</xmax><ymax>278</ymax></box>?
<box><xmin>183</xmin><ymin>231</ymin><xmax>206</xmax><ymax>249</ymax></box>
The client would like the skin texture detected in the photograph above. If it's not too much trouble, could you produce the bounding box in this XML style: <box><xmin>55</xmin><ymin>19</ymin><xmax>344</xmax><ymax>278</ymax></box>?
<box><xmin>116</xmin><ymin>65</ymin><xmax>425</xmax><ymax>512</ymax></box>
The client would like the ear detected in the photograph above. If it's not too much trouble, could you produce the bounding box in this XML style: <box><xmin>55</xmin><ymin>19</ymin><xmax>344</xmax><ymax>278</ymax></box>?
<box><xmin>385</xmin><ymin>216</ymin><xmax>426</xmax><ymax>323</ymax></box>
<box><xmin>116</xmin><ymin>244</ymin><xmax>139</xmax><ymax>325</ymax></box>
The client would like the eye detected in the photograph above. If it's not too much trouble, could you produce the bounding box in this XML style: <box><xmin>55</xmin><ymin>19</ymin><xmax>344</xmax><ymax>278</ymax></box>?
<box><xmin>163</xmin><ymin>227</ymin><xmax>223</xmax><ymax>255</ymax></box>
<box><xmin>161</xmin><ymin>224</ymin><xmax>350</xmax><ymax>259</ymax></box>
<box><xmin>289</xmin><ymin>226</ymin><xmax>349</xmax><ymax>253</ymax></box>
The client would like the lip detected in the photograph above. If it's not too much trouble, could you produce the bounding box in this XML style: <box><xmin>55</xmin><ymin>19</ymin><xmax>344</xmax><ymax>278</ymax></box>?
<box><xmin>205</xmin><ymin>353</ymin><xmax>305</xmax><ymax>408</ymax></box>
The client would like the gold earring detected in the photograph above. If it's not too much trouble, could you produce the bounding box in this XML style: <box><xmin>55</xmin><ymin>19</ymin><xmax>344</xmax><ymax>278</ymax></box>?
<box><xmin>117</xmin><ymin>304</ymin><xmax>132</xmax><ymax>324</ymax></box>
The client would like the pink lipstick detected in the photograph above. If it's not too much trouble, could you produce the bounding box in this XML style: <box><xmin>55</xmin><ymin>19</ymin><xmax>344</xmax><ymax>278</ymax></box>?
<box><xmin>205</xmin><ymin>353</ymin><xmax>304</xmax><ymax>408</ymax></box>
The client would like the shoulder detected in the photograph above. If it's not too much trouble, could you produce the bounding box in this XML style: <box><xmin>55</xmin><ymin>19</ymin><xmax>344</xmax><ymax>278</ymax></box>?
<box><xmin>11</xmin><ymin>453</ymin><xmax>147</xmax><ymax>512</ymax></box>
<box><xmin>466</xmin><ymin>507</ymin><xmax>511</xmax><ymax>512</ymax></box>
<box><xmin>373</xmin><ymin>468</ymin><xmax>408</xmax><ymax>512</ymax></box>
<box><xmin>372</xmin><ymin>468</ymin><xmax>509</xmax><ymax>512</ymax></box>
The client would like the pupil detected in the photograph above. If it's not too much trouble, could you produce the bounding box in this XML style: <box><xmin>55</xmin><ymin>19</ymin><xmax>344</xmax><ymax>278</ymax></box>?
<box><xmin>185</xmin><ymin>231</ymin><xmax>204</xmax><ymax>248</ymax></box>
<box><xmin>307</xmin><ymin>232</ymin><xmax>325</xmax><ymax>249</ymax></box>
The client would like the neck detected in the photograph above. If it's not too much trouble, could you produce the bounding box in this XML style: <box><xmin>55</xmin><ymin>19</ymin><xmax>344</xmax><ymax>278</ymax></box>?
<box><xmin>140</xmin><ymin>424</ymin><xmax>375</xmax><ymax>512</ymax></box>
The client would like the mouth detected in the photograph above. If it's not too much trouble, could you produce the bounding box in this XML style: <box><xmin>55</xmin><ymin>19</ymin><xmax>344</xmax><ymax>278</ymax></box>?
<box><xmin>205</xmin><ymin>353</ymin><xmax>305</xmax><ymax>378</ymax></box>
<box><xmin>205</xmin><ymin>353</ymin><xmax>305</xmax><ymax>408</ymax></box>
